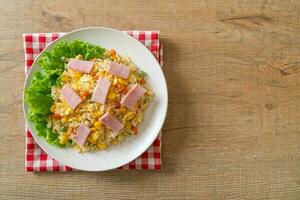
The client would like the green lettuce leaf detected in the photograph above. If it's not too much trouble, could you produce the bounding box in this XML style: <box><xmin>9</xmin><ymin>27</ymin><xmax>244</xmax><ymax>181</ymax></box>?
<box><xmin>25</xmin><ymin>39</ymin><xmax>106</xmax><ymax>147</ymax></box>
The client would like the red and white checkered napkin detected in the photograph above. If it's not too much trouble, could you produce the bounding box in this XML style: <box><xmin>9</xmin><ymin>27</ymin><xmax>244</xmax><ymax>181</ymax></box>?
<box><xmin>23</xmin><ymin>31</ymin><xmax>163</xmax><ymax>171</ymax></box>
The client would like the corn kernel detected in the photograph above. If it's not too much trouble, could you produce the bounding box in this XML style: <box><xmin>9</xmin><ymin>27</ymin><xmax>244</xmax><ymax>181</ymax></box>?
<box><xmin>113</xmin><ymin>78</ymin><xmax>118</xmax><ymax>86</ymax></box>
<box><xmin>59</xmin><ymin>133</ymin><xmax>68</xmax><ymax>145</ymax></box>
<box><xmin>94</xmin><ymin>121</ymin><xmax>102</xmax><ymax>129</ymax></box>
<box><xmin>107</xmin><ymin>74</ymin><xmax>113</xmax><ymax>80</ymax></box>
<box><xmin>75</xmin><ymin>54</ymin><xmax>83</xmax><ymax>60</ymax></box>
<box><xmin>61</xmin><ymin>75</ymin><xmax>69</xmax><ymax>82</ymax></box>
<box><xmin>88</xmin><ymin>132</ymin><xmax>100</xmax><ymax>144</ymax></box>
<box><xmin>94</xmin><ymin>111</ymin><xmax>103</xmax><ymax>118</ymax></box>
<box><xmin>74</xmin><ymin>72</ymin><xmax>82</xmax><ymax>80</ymax></box>
<box><xmin>61</xmin><ymin>117</ymin><xmax>68</xmax><ymax>123</ymax></box>
<box><xmin>118</xmin><ymin>78</ymin><xmax>128</xmax><ymax>85</ymax></box>
<box><xmin>50</xmin><ymin>105</ymin><xmax>56</xmax><ymax>113</ymax></box>
<box><xmin>99</xmin><ymin>71</ymin><xmax>106</xmax><ymax>77</ymax></box>
<box><xmin>125</xmin><ymin>121</ymin><xmax>131</xmax><ymax>129</ymax></box>
<box><xmin>68</xmin><ymin>117</ymin><xmax>76</xmax><ymax>122</ymax></box>
<box><xmin>119</xmin><ymin>107</ymin><xmax>127</xmax><ymax>114</ymax></box>
<box><xmin>89</xmin><ymin>79</ymin><xmax>94</xmax><ymax>85</ymax></box>
<box><xmin>97</xmin><ymin>143</ymin><xmax>107</xmax><ymax>150</ymax></box>
<box><xmin>75</xmin><ymin>144</ymin><xmax>82</xmax><ymax>152</ymax></box>
<box><xmin>64</xmin><ymin>107</ymin><xmax>72</xmax><ymax>115</ymax></box>
<box><xmin>118</xmin><ymin>134</ymin><xmax>125</xmax><ymax>141</ymax></box>
<box><xmin>73</xmin><ymin>84</ymin><xmax>79</xmax><ymax>91</ymax></box>
<box><xmin>107</xmin><ymin>91</ymin><xmax>117</xmax><ymax>100</ymax></box>
<box><xmin>123</xmin><ymin>112</ymin><xmax>135</xmax><ymax>121</ymax></box>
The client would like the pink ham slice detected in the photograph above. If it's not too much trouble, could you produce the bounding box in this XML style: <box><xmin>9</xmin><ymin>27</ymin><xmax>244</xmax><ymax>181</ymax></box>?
<box><xmin>121</xmin><ymin>84</ymin><xmax>146</xmax><ymax>109</ymax></box>
<box><xmin>67</xmin><ymin>58</ymin><xmax>94</xmax><ymax>73</ymax></box>
<box><xmin>99</xmin><ymin>112</ymin><xmax>124</xmax><ymax>133</ymax></box>
<box><xmin>91</xmin><ymin>77</ymin><xmax>111</xmax><ymax>104</ymax></box>
<box><xmin>107</xmin><ymin>61</ymin><xmax>131</xmax><ymax>79</ymax></box>
<box><xmin>60</xmin><ymin>85</ymin><xmax>82</xmax><ymax>109</ymax></box>
<box><xmin>73</xmin><ymin>124</ymin><xmax>91</xmax><ymax>146</ymax></box>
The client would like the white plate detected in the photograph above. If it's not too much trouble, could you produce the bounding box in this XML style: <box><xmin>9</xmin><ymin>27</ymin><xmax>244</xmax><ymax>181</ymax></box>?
<box><xmin>23</xmin><ymin>27</ymin><xmax>168</xmax><ymax>171</ymax></box>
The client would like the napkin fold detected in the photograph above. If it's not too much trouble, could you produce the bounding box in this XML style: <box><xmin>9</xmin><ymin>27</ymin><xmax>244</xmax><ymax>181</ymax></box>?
<box><xmin>23</xmin><ymin>31</ymin><xmax>163</xmax><ymax>171</ymax></box>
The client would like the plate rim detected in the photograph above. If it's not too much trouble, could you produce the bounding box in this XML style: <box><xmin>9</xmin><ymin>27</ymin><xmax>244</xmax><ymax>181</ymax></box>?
<box><xmin>23</xmin><ymin>27</ymin><xmax>168</xmax><ymax>171</ymax></box>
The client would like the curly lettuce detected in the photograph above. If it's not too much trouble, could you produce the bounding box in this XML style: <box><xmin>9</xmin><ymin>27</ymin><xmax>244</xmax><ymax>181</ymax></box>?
<box><xmin>25</xmin><ymin>40</ymin><xmax>105</xmax><ymax>146</ymax></box>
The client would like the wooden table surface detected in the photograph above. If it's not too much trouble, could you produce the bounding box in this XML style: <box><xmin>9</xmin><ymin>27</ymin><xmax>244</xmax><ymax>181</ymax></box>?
<box><xmin>0</xmin><ymin>0</ymin><xmax>299</xmax><ymax>199</ymax></box>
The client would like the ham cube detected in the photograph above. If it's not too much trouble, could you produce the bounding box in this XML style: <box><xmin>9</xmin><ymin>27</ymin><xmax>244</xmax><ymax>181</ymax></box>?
<box><xmin>73</xmin><ymin>124</ymin><xmax>91</xmax><ymax>146</ymax></box>
<box><xmin>67</xmin><ymin>58</ymin><xmax>94</xmax><ymax>73</ymax></box>
<box><xmin>107</xmin><ymin>61</ymin><xmax>130</xmax><ymax>79</ymax></box>
<box><xmin>91</xmin><ymin>77</ymin><xmax>111</xmax><ymax>104</ymax></box>
<box><xmin>60</xmin><ymin>85</ymin><xmax>82</xmax><ymax>109</ymax></box>
<box><xmin>99</xmin><ymin>112</ymin><xmax>124</xmax><ymax>133</ymax></box>
<box><xmin>121</xmin><ymin>84</ymin><xmax>146</xmax><ymax>109</ymax></box>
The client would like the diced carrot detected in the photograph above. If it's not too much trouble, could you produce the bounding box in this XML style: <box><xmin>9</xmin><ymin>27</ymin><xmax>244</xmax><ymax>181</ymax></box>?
<box><xmin>108</xmin><ymin>49</ymin><xmax>116</xmax><ymax>57</ymax></box>
<box><xmin>80</xmin><ymin>91</ymin><xmax>89</xmax><ymax>99</ymax></box>
<box><xmin>116</xmin><ymin>85</ymin><xmax>127</xmax><ymax>94</ymax></box>
<box><xmin>138</xmin><ymin>78</ymin><xmax>146</xmax><ymax>85</ymax></box>
<box><xmin>131</xmin><ymin>126</ymin><xmax>138</xmax><ymax>135</ymax></box>
<box><xmin>122</xmin><ymin>87</ymin><xmax>128</xmax><ymax>94</ymax></box>
<box><xmin>52</xmin><ymin>114</ymin><xmax>63</xmax><ymax>119</ymax></box>
<box><xmin>117</xmin><ymin>84</ymin><xmax>124</xmax><ymax>89</ymax></box>
<box><xmin>115</xmin><ymin>102</ymin><xmax>121</xmax><ymax>109</ymax></box>
<box><xmin>91</xmin><ymin>71</ymin><xmax>97</xmax><ymax>77</ymax></box>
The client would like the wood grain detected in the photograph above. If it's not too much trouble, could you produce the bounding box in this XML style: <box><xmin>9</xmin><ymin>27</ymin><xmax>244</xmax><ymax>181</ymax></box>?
<box><xmin>0</xmin><ymin>0</ymin><xmax>300</xmax><ymax>199</ymax></box>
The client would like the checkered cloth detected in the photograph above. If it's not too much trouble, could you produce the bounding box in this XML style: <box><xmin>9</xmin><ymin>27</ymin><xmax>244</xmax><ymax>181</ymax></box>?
<box><xmin>23</xmin><ymin>31</ymin><xmax>163</xmax><ymax>171</ymax></box>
